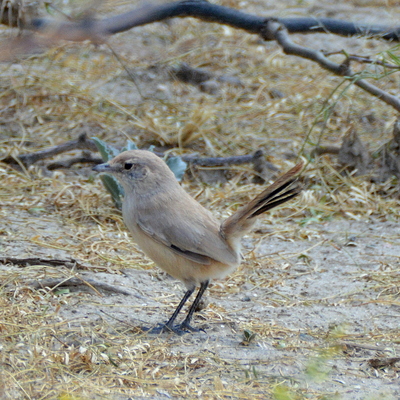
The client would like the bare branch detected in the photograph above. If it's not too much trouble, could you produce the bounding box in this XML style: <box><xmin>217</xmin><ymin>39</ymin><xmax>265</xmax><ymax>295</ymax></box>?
<box><xmin>1</xmin><ymin>134</ymin><xmax>277</xmax><ymax>182</ymax></box>
<box><xmin>324</xmin><ymin>51</ymin><xmax>400</xmax><ymax>70</ymax></box>
<box><xmin>4</xmin><ymin>0</ymin><xmax>398</xmax><ymax>41</ymax></box>
<box><xmin>261</xmin><ymin>20</ymin><xmax>400</xmax><ymax>112</ymax></box>
<box><xmin>1</xmin><ymin>257</ymin><xmax>83</xmax><ymax>268</ymax></box>
<box><xmin>47</xmin><ymin>152</ymin><xmax>102</xmax><ymax>170</ymax></box>
<box><xmin>180</xmin><ymin>150</ymin><xmax>274</xmax><ymax>169</ymax></box>
<box><xmin>27</xmin><ymin>277</ymin><xmax>132</xmax><ymax>296</ymax></box>
<box><xmin>2</xmin><ymin>1</ymin><xmax>399</xmax><ymax>111</ymax></box>
<box><xmin>2</xmin><ymin>133</ymin><xmax>97</xmax><ymax>168</ymax></box>
<box><xmin>31</xmin><ymin>1</ymin><xmax>400</xmax><ymax>41</ymax></box>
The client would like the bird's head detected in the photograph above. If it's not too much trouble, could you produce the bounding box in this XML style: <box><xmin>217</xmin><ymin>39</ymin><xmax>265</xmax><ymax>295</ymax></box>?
<box><xmin>93</xmin><ymin>150</ymin><xmax>177</xmax><ymax>194</ymax></box>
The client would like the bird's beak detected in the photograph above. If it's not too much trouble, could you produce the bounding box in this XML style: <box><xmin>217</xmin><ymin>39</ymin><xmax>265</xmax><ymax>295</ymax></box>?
<box><xmin>92</xmin><ymin>163</ymin><xmax>111</xmax><ymax>173</ymax></box>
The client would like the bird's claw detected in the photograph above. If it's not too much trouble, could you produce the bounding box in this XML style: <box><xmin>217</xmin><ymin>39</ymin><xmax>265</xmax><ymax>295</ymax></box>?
<box><xmin>141</xmin><ymin>322</ymin><xmax>206</xmax><ymax>335</ymax></box>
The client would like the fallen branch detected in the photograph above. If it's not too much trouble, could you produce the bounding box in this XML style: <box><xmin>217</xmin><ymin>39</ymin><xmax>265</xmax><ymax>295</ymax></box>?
<box><xmin>1</xmin><ymin>257</ymin><xmax>84</xmax><ymax>269</ymax></box>
<box><xmin>310</xmin><ymin>146</ymin><xmax>340</xmax><ymax>158</ymax></box>
<box><xmin>47</xmin><ymin>151</ymin><xmax>101</xmax><ymax>170</ymax></box>
<box><xmin>1</xmin><ymin>135</ymin><xmax>278</xmax><ymax>179</ymax></box>
<box><xmin>27</xmin><ymin>277</ymin><xmax>132</xmax><ymax>296</ymax></box>
<box><xmin>340</xmin><ymin>341</ymin><xmax>398</xmax><ymax>352</ymax></box>
<box><xmin>169</xmin><ymin>62</ymin><xmax>243</xmax><ymax>94</ymax></box>
<box><xmin>368</xmin><ymin>357</ymin><xmax>400</xmax><ymax>369</ymax></box>
<box><xmin>2</xmin><ymin>133</ymin><xmax>97</xmax><ymax>168</ymax></box>
<box><xmin>181</xmin><ymin>150</ymin><xmax>276</xmax><ymax>169</ymax></box>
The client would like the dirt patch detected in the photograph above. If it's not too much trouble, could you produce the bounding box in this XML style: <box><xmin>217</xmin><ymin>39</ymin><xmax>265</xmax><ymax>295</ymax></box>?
<box><xmin>1</xmin><ymin>0</ymin><xmax>400</xmax><ymax>399</ymax></box>
<box><xmin>1</xmin><ymin>203</ymin><xmax>399</xmax><ymax>399</ymax></box>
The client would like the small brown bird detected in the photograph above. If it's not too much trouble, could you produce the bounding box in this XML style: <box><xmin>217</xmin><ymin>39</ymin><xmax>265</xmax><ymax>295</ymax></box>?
<box><xmin>93</xmin><ymin>150</ymin><xmax>303</xmax><ymax>334</ymax></box>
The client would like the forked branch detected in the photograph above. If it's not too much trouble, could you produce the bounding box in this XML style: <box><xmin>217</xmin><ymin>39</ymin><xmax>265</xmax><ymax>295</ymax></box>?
<box><xmin>1</xmin><ymin>1</ymin><xmax>400</xmax><ymax>110</ymax></box>
<box><xmin>261</xmin><ymin>20</ymin><xmax>400</xmax><ymax>111</ymax></box>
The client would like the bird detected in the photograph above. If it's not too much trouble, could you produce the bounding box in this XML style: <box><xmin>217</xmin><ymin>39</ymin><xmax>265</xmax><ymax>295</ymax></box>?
<box><xmin>93</xmin><ymin>150</ymin><xmax>303</xmax><ymax>334</ymax></box>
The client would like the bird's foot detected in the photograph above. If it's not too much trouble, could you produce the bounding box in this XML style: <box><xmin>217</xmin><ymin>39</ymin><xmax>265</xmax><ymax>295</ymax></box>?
<box><xmin>141</xmin><ymin>322</ymin><xmax>205</xmax><ymax>335</ymax></box>
<box><xmin>176</xmin><ymin>320</ymin><xmax>206</xmax><ymax>334</ymax></box>
<box><xmin>141</xmin><ymin>323</ymin><xmax>189</xmax><ymax>335</ymax></box>
<box><xmin>141</xmin><ymin>323</ymin><xmax>176</xmax><ymax>334</ymax></box>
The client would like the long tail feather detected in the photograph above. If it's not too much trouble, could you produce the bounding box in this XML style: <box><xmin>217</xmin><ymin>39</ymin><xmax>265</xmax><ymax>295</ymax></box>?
<box><xmin>221</xmin><ymin>161</ymin><xmax>303</xmax><ymax>241</ymax></box>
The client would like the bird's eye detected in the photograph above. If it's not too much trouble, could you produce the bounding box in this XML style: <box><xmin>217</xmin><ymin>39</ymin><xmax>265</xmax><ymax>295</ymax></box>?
<box><xmin>124</xmin><ymin>162</ymin><xmax>134</xmax><ymax>170</ymax></box>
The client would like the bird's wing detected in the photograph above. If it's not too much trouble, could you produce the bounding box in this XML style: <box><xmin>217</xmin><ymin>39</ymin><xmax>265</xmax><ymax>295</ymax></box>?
<box><xmin>136</xmin><ymin>204</ymin><xmax>238</xmax><ymax>266</ymax></box>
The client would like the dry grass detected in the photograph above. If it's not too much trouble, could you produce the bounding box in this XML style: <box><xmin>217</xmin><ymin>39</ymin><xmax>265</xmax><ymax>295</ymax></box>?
<box><xmin>1</xmin><ymin>0</ymin><xmax>400</xmax><ymax>399</ymax></box>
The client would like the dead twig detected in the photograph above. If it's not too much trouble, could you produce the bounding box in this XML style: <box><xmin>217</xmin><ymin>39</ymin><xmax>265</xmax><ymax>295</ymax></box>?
<box><xmin>368</xmin><ymin>357</ymin><xmax>400</xmax><ymax>369</ymax></box>
<box><xmin>310</xmin><ymin>146</ymin><xmax>340</xmax><ymax>158</ymax></box>
<box><xmin>181</xmin><ymin>150</ymin><xmax>276</xmax><ymax>170</ymax></box>
<box><xmin>47</xmin><ymin>152</ymin><xmax>102</xmax><ymax>170</ymax></box>
<box><xmin>170</xmin><ymin>62</ymin><xmax>243</xmax><ymax>94</ymax></box>
<box><xmin>27</xmin><ymin>277</ymin><xmax>132</xmax><ymax>296</ymax></box>
<box><xmin>323</xmin><ymin>51</ymin><xmax>400</xmax><ymax>70</ymax></box>
<box><xmin>182</xmin><ymin>150</ymin><xmax>278</xmax><ymax>183</ymax></box>
<box><xmin>340</xmin><ymin>341</ymin><xmax>397</xmax><ymax>352</ymax></box>
<box><xmin>261</xmin><ymin>19</ymin><xmax>400</xmax><ymax>112</ymax></box>
<box><xmin>2</xmin><ymin>136</ymin><xmax>277</xmax><ymax>180</ymax></box>
<box><xmin>44</xmin><ymin>151</ymin><xmax>274</xmax><ymax>173</ymax></box>
<box><xmin>2</xmin><ymin>133</ymin><xmax>97</xmax><ymax>169</ymax></box>
<box><xmin>1</xmin><ymin>257</ymin><xmax>85</xmax><ymax>269</ymax></box>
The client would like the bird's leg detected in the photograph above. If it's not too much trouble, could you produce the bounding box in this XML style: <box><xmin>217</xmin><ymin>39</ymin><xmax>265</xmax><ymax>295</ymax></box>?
<box><xmin>178</xmin><ymin>280</ymin><xmax>209</xmax><ymax>332</ymax></box>
<box><xmin>164</xmin><ymin>286</ymin><xmax>195</xmax><ymax>330</ymax></box>
<box><xmin>144</xmin><ymin>286</ymin><xmax>195</xmax><ymax>334</ymax></box>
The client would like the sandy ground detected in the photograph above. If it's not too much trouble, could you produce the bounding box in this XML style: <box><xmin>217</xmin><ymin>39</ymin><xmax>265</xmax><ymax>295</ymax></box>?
<box><xmin>1</xmin><ymin>0</ymin><xmax>400</xmax><ymax>399</ymax></box>
<box><xmin>1</xmin><ymin>209</ymin><xmax>399</xmax><ymax>399</ymax></box>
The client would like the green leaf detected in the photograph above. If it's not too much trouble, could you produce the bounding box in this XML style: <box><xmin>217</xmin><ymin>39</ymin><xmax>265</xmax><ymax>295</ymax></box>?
<box><xmin>91</xmin><ymin>137</ymin><xmax>120</xmax><ymax>162</ymax></box>
<box><xmin>166</xmin><ymin>156</ymin><xmax>187</xmax><ymax>181</ymax></box>
<box><xmin>121</xmin><ymin>141</ymin><xmax>138</xmax><ymax>152</ymax></box>
<box><xmin>240</xmin><ymin>329</ymin><xmax>257</xmax><ymax>345</ymax></box>
<box><xmin>107</xmin><ymin>353</ymin><xmax>119</xmax><ymax>368</ymax></box>
<box><xmin>386</xmin><ymin>50</ymin><xmax>400</xmax><ymax>65</ymax></box>
<box><xmin>92</xmin><ymin>137</ymin><xmax>187</xmax><ymax>207</ymax></box>
<box><xmin>100</xmin><ymin>175</ymin><xmax>124</xmax><ymax>210</ymax></box>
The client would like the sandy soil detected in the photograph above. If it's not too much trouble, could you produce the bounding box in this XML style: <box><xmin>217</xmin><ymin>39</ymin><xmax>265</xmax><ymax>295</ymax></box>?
<box><xmin>2</xmin><ymin>209</ymin><xmax>399</xmax><ymax>399</ymax></box>
<box><xmin>1</xmin><ymin>0</ymin><xmax>400</xmax><ymax>399</ymax></box>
